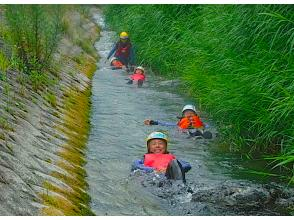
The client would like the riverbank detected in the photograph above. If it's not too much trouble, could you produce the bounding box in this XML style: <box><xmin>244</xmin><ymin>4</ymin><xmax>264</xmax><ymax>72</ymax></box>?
<box><xmin>0</xmin><ymin>7</ymin><xmax>99</xmax><ymax>215</ymax></box>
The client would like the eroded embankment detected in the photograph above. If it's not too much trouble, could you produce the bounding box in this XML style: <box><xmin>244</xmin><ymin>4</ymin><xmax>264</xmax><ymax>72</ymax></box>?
<box><xmin>0</xmin><ymin>8</ymin><xmax>99</xmax><ymax>215</ymax></box>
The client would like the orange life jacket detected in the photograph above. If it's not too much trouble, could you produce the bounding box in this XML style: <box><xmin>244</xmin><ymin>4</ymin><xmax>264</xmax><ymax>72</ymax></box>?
<box><xmin>111</xmin><ymin>59</ymin><xmax>124</xmax><ymax>68</ymax></box>
<box><xmin>144</xmin><ymin>153</ymin><xmax>176</xmax><ymax>171</ymax></box>
<box><xmin>177</xmin><ymin>116</ymin><xmax>204</xmax><ymax>129</ymax></box>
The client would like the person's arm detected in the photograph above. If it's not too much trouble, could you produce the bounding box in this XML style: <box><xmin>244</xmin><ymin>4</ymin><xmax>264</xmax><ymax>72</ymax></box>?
<box><xmin>157</xmin><ymin>121</ymin><xmax>178</xmax><ymax>127</ymax></box>
<box><xmin>131</xmin><ymin>159</ymin><xmax>154</xmax><ymax>173</ymax></box>
<box><xmin>177</xmin><ymin>159</ymin><xmax>192</xmax><ymax>173</ymax></box>
<box><xmin>204</xmin><ymin>122</ymin><xmax>209</xmax><ymax>129</ymax></box>
<box><xmin>144</xmin><ymin>119</ymin><xmax>177</xmax><ymax>126</ymax></box>
<box><xmin>107</xmin><ymin>43</ymin><xmax>117</xmax><ymax>59</ymax></box>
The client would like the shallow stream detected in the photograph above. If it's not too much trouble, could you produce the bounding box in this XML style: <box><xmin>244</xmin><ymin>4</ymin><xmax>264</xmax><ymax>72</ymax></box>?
<box><xmin>85</xmin><ymin>11</ymin><xmax>294</xmax><ymax>216</ymax></box>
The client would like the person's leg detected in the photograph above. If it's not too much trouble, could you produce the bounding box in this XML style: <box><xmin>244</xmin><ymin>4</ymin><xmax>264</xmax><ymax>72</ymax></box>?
<box><xmin>188</xmin><ymin>129</ymin><xmax>203</xmax><ymax>137</ymax></box>
<box><xmin>165</xmin><ymin>159</ymin><xmax>186</xmax><ymax>183</ymax></box>
<box><xmin>202</xmin><ymin>131</ymin><xmax>213</xmax><ymax>139</ymax></box>
<box><xmin>137</xmin><ymin>79</ymin><xmax>143</xmax><ymax>87</ymax></box>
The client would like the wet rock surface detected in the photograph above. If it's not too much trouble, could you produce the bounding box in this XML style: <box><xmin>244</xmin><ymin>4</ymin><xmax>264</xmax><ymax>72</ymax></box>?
<box><xmin>131</xmin><ymin>171</ymin><xmax>294</xmax><ymax>215</ymax></box>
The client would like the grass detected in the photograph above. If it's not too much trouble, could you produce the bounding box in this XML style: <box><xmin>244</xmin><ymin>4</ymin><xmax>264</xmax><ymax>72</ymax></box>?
<box><xmin>44</xmin><ymin>92</ymin><xmax>57</xmax><ymax>108</ymax></box>
<box><xmin>104</xmin><ymin>5</ymin><xmax>294</xmax><ymax>182</ymax></box>
<box><xmin>76</xmin><ymin>40</ymin><xmax>97</xmax><ymax>59</ymax></box>
<box><xmin>40</xmin><ymin>28</ymin><xmax>98</xmax><ymax>214</ymax></box>
<box><xmin>0</xmin><ymin>52</ymin><xmax>9</xmax><ymax>73</ymax></box>
<box><xmin>4</xmin><ymin>5</ymin><xmax>65</xmax><ymax>73</ymax></box>
<box><xmin>0</xmin><ymin>116</ymin><xmax>12</xmax><ymax>131</ymax></box>
<box><xmin>1</xmin><ymin>5</ymin><xmax>67</xmax><ymax>91</ymax></box>
<box><xmin>1</xmin><ymin>5</ymin><xmax>100</xmax><ymax>214</ymax></box>
<box><xmin>41</xmin><ymin>86</ymin><xmax>94</xmax><ymax>216</ymax></box>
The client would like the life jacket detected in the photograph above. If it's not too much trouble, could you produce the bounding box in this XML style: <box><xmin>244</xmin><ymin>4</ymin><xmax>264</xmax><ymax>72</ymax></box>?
<box><xmin>111</xmin><ymin>59</ymin><xmax>124</xmax><ymax>68</ymax></box>
<box><xmin>130</xmin><ymin>73</ymin><xmax>145</xmax><ymax>81</ymax></box>
<box><xmin>114</xmin><ymin>41</ymin><xmax>131</xmax><ymax>58</ymax></box>
<box><xmin>177</xmin><ymin>116</ymin><xmax>204</xmax><ymax>129</ymax></box>
<box><xmin>144</xmin><ymin>153</ymin><xmax>176</xmax><ymax>171</ymax></box>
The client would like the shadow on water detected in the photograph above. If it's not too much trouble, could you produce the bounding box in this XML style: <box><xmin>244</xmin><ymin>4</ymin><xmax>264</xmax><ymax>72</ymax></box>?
<box><xmin>85</xmin><ymin>11</ymin><xmax>294</xmax><ymax>216</ymax></box>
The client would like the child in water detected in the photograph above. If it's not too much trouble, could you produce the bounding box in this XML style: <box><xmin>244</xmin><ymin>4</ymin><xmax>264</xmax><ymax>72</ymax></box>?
<box><xmin>127</xmin><ymin>66</ymin><xmax>146</xmax><ymax>88</ymax></box>
<box><xmin>131</xmin><ymin>131</ymin><xmax>191</xmax><ymax>182</ymax></box>
<box><xmin>144</xmin><ymin>104</ymin><xmax>212</xmax><ymax>139</ymax></box>
<box><xmin>110</xmin><ymin>57</ymin><xmax>125</xmax><ymax>69</ymax></box>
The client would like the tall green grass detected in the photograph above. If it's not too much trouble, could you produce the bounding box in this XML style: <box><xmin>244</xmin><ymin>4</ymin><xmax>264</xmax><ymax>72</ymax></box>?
<box><xmin>104</xmin><ymin>5</ymin><xmax>294</xmax><ymax>181</ymax></box>
<box><xmin>3</xmin><ymin>5</ymin><xmax>64</xmax><ymax>73</ymax></box>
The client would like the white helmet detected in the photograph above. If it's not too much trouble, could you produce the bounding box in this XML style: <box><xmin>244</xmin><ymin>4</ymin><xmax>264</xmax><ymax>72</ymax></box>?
<box><xmin>135</xmin><ymin>66</ymin><xmax>145</xmax><ymax>73</ymax></box>
<box><xmin>110</xmin><ymin>57</ymin><xmax>118</xmax><ymax>62</ymax></box>
<box><xmin>146</xmin><ymin>131</ymin><xmax>168</xmax><ymax>143</ymax></box>
<box><xmin>182</xmin><ymin>104</ymin><xmax>196</xmax><ymax>113</ymax></box>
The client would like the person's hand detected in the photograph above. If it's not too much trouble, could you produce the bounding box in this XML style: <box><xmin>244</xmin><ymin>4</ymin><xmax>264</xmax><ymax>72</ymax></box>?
<box><xmin>155</xmin><ymin>168</ymin><xmax>166</xmax><ymax>173</ymax></box>
<box><xmin>144</xmin><ymin>119</ymin><xmax>151</xmax><ymax>125</ymax></box>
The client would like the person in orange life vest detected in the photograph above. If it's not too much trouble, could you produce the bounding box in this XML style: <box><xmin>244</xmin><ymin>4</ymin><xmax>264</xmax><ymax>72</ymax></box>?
<box><xmin>110</xmin><ymin>57</ymin><xmax>125</xmax><ymax>70</ymax></box>
<box><xmin>127</xmin><ymin>66</ymin><xmax>146</xmax><ymax>87</ymax></box>
<box><xmin>144</xmin><ymin>104</ymin><xmax>204</xmax><ymax>129</ymax></box>
<box><xmin>107</xmin><ymin>31</ymin><xmax>135</xmax><ymax>68</ymax></box>
<box><xmin>131</xmin><ymin>132</ymin><xmax>191</xmax><ymax>181</ymax></box>
<box><xmin>144</xmin><ymin>105</ymin><xmax>211</xmax><ymax>138</ymax></box>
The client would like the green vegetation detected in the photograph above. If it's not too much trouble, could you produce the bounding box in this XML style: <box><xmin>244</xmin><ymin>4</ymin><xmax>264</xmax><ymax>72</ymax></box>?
<box><xmin>44</xmin><ymin>92</ymin><xmax>57</xmax><ymax>108</ymax></box>
<box><xmin>104</xmin><ymin>5</ymin><xmax>294</xmax><ymax>182</ymax></box>
<box><xmin>4</xmin><ymin>5</ymin><xmax>64</xmax><ymax>73</ymax></box>
<box><xmin>0</xmin><ymin>5</ymin><xmax>100</xmax><ymax>214</ymax></box>
<box><xmin>0</xmin><ymin>52</ymin><xmax>9</xmax><ymax>74</ymax></box>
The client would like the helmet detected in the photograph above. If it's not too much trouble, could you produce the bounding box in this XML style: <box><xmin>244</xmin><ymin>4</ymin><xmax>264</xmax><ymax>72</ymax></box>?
<box><xmin>182</xmin><ymin>104</ymin><xmax>196</xmax><ymax>113</ymax></box>
<box><xmin>135</xmin><ymin>66</ymin><xmax>145</xmax><ymax>73</ymax></box>
<box><xmin>120</xmin><ymin>32</ymin><xmax>129</xmax><ymax>39</ymax></box>
<box><xmin>146</xmin><ymin>132</ymin><xmax>168</xmax><ymax>144</ymax></box>
<box><xmin>110</xmin><ymin>57</ymin><xmax>118</xmax><ymax>62</ymax></box>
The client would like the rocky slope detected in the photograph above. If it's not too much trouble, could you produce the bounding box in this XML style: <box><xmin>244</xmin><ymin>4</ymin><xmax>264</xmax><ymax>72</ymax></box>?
<box><xmin>0</xmin><ymin>7</ymin><xmax>99</xmax><ymax>215</ymax></box>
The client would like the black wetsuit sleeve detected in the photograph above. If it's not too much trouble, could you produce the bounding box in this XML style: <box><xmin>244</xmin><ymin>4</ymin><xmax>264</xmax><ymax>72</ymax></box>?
<box><xmin>150</xmin><ymin>120</ymin><xmax>159</xmax><ymax>125</ymax></box>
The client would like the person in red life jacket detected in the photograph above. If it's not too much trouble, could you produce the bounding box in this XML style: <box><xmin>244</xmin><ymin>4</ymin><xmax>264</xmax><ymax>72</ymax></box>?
<box><xmin>144</xmin><ymin>105</ymin><xmax>212</xmax><ymax>139</ymax></box>
<box><xmin>107</xmin><ymin>31</ymin><xmax>135</xmax><ymax>70</ymax></box>
<box><xmin>126</xmin><ymin>66</ymin><xmax>146</xmax><ymax>87</ymax></box>
<box><xmin>110</xmin><ymin>57</ymin><xmax>125</xmax><ymax>70</ymax></box>
<box><xmin>131</xmin><ymin>132</ymin><xmax>191</xmax><ymax>182</ymax></box>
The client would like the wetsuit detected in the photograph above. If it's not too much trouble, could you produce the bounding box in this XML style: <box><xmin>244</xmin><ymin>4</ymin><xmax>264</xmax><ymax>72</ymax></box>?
<box><xmin>107</xmin><ymin>41</ymin><xmax>135</xmax><ymax>67</ymax></box>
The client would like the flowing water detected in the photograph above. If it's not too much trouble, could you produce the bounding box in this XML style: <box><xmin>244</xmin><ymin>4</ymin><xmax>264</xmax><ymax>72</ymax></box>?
<box><xmin>85</xmin><ymin>11</ymin><xmax>294</xmax><ymax>216</ymax></box>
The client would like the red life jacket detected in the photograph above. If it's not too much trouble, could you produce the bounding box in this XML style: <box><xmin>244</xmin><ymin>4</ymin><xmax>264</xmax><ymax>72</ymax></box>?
<box><xmin>130</xmin><ymin>73</ymin><xmax>145</xmax><ymax>81</ymax></box>
<box><xmin>144</xmin><ymin>153</ymin><xmax>176</xmax><ymax>171</ymax></box>
<box><xmin>114</xmin><ymin>41</ymin><xmax>131</xmax><ymax>58</ymax></box>
<box><xmin>177</xmin><ymin>116</ymin><xmax>204</xmax><ymax>129</ymax></box>
<box><xmin>111</xmin><ymin>59</ymin><xmax>124</xmax><ymax>68</ymax></box>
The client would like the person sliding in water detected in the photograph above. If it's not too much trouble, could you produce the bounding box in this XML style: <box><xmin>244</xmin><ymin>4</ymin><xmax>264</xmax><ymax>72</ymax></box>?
<box><xmin>110</xmin><ymin>57</ymin><xmax>125</xmax><ymax>70</ymax></box>
<box><xmin>127</xmin><ymin>66</ymin><xmax>146</xmax><ymax>87</ymax></box>
<box><xmin>107</xmin><ymin>31</ymin><xmax>135</xmax><ymax>71</ymax></box>
<box><xmin>144</xmin><ymin>104</ymin><xmax>212</xmax><ymax>139</ymax></box>
<box><xmin>131</xmin><ymin>132</ymin><xmax>191</xmax><ymax>182</ymax></box>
